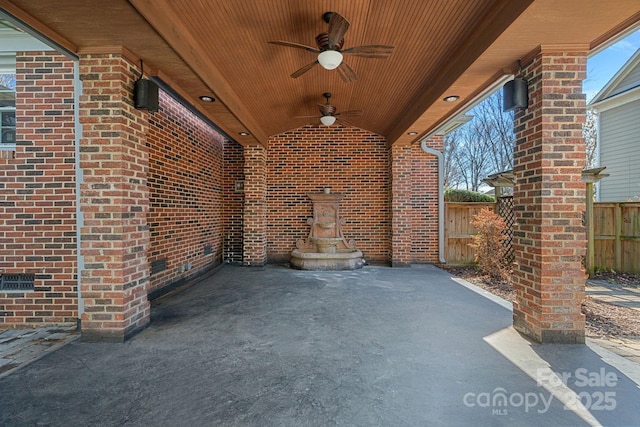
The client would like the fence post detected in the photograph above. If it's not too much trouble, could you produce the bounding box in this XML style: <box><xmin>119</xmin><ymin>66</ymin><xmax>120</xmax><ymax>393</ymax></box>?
<box><xmin>581</xmin><ymin>167</ymin><xmax>608</xmax><ymax>277</ymax></box>
<box><xmin>615</xmin><ymin>203</ymin><xmax>622</xmax><ymax>272</ymax></box>
<box><xmin>585</xmin><ymin>182</ymin><xmax>595</xmax><ymax>277</ymax></box>
<box><xmin>493</xmin><ymin>185</ymin><xmax>502</xmax><ymax>214</ymax></box>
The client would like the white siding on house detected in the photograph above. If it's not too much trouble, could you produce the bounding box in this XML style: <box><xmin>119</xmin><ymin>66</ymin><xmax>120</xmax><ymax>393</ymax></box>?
<box><xmin>599</xmin><ymin>98</ymin><xmax>640</xmax><ymax>201</ymax></box>
<box><xmin>610</xmin><ymin>64</ymin><xmax>640</xmax><ymax>97</ymax></box>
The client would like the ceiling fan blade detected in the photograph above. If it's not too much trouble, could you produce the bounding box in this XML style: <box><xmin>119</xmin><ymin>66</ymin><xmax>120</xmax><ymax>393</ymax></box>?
<box><xmin>291</xmin><ymin>60</ymin><xmax>319</xmax><ymax>78</ymax></box>
<box><xmin>268</xmin><ymin>40</ymin><xmax>320</xmax><ymax>53</ymax></box>
<box><xmin>335</xmin><ymin>110</ymin><xmax>364</xmax><ymax>117</ymax></box>
<box><xmin>327</xmin><ymin>12</ymin><xmax>350</xmax><ymax>49</ymax></box>
<box><xmin>336</xmin><ymin>61</ymin><xmax>357</xmax><ymax>83</ymax></box>
<box><xmin>342</xmin><ymin>45</ymin><xmax>394</xmax><ymax>58</ymax></box>
<box><xmin>294</xmin><ymin>114</ymin><xmax>322</xmax><ymax>119</ymax></box>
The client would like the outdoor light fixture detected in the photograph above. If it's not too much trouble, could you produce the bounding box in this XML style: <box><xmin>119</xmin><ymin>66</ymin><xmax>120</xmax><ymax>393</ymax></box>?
<box><xmin>443</xmin><ymin>95</ymin><xmax>460</xmax><ymax>102</ymax></box>
<box><xmin>503</xmin><ymin>59</ymin><xmax>529</xmax><ymax>112</ymax></box>
<box><xmin>407</xmin><ymin>131</ymin><xmax>418</xmax><ymax>136</ymax></box>
<box><xmin>199</xmin><ymin>95</ymin><xmax>214</xmax><ymax>102</ymax></box>
<box><xmin>239</xmin><ymin>131</ymin><xmax>249</xmax><ymax>136</ymax></box>
<box><xmin>503</xmin><ymin>77</ymin><xmax>528</xmax><ymax>111</ymax></box>
<box><xmin>320</xmin><ymin>115</ymin><xmax>337</xmax><ymax>126</ymax></box>
<box><xmin>317</xmin><ymin>50</ymin><xmax>343</xmax><ymax>70</ymax></box>
<box><xmin>133</xmin><ymin>60</ymin><xmax>159</xmax><ymax>112</ymax></box>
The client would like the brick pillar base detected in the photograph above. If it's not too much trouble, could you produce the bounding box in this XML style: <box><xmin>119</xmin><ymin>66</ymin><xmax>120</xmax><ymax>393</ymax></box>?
<box><xmin>243</xmin><ymin>144</ymin><xmax>267</xmax><ymax>266</ymax></box>
<box><xmin>512</xmin><ymin>47</ymin><xmax>588</xmax><ymax>343</ymax></box>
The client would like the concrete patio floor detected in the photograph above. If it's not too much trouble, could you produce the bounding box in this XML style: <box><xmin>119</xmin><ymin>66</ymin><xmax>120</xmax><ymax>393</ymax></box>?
<box><xmin>1</xmin><ymin>264</ymin><xmax>640</xmax><ymax>426</ymax></box>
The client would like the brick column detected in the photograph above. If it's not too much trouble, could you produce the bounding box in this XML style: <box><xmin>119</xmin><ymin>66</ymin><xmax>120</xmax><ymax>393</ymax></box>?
<box><xmin>243</xmin><ymin>144</ymin><xmax>267</xmax><ymax>266</ymax></box>
<box><xmin>391</xmin><ymin>144</ymin><xmax>412</xmax><ymax>267</ymax></box>
<box><xmin>512</xmin><ymin>47</ymin><xmax>588</xmax><ymax>343</ymax></box>
<box><xmin>223</xmin><ymin>140</ymin><xmax>245</xmax><ymax>264</ymax></box>
<box><xmin>79</xmin><ymin>52</ymin><xmax>150</xmax><ymax>342</ymax></box>
<box><xmin>412</xmin><ymin>136</ymin><xmax>443</xmax><ymax>263</ymax></box>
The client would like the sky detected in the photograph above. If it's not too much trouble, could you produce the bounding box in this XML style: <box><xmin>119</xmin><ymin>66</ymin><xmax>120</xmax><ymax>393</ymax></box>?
<box><xmin>584</xmin><ymin>28</ymin><xmax>640</xmax><ymax>102</ymax></box>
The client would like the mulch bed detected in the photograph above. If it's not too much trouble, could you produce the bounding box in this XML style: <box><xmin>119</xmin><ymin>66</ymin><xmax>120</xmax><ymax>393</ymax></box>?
<box><xmin>592</xmin><ymin>270</ymin><xmax>640</xmax><ymax>288</ymax></box>
<box><xmin>440</xmin><ymin>265</ymin><xmax>640</xmax><ymax>339</ymax></box>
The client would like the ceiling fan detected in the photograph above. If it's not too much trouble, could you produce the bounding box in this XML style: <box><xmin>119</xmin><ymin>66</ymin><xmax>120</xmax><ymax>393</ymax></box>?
<box><xmin>269</xmin><ymin>11</ymin><xmax>394</xmax><ymax>83</ymax></box>
<box><xmin>295</xmin><ymin>93</ymin><xmax>363</xmax><ymax>126</ymax></box>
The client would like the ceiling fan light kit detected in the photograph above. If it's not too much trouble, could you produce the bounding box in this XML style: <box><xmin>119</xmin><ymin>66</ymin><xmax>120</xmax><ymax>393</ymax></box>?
<box><xmin>318</xmin><ymin>50</ymin><xmax>343</xmax><ymax>70</ymax></box>
<box><xmin>320</xmin><ymin>115</ymin><xmax>337</xmax><ymax>126</ymax></box>
<box><xmin>294</xmin><ymin>93</ymin><xmax>363</xmax><ymax>127</ymax></box>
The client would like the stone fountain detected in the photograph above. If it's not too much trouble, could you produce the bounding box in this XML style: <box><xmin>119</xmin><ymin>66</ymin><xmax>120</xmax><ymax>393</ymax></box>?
<box><xmin>290</xmin><ymin>188</ymin><xmax>364</xmax><ymax>270</ymax></box>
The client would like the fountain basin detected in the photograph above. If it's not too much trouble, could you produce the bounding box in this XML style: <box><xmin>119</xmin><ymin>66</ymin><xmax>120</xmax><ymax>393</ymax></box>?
<box><xmin>309</xmin><ymin>236</ymin><xmax>343</xmax><ymax>253</ymax></box>
<box><xmin>290</xmin><ymin>249</ymin><xmax>364</xmax><ymax>270</ymax></box>
<box><xmin>315</xmin><ymin>222</ymin><xmax>335</xmax><ymax>229</ymax></box>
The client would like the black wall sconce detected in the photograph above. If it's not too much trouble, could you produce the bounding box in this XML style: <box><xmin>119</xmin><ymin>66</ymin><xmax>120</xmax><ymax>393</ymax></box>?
<box><xmin>134</xmin><ymin>60</ymin><xmax>159</xmax><ymax>112</ymax></box>
<box><xmin>503</xmin><ymin>60</ymin><xmax>528</xmax><ymax>112</ymax></box>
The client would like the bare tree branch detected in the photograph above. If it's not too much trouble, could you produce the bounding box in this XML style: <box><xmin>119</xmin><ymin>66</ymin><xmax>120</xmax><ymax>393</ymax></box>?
<box><xmin>583</xmin><ymin>109</ymin><xmax>598</xmax><ymax>168</ymax></box>
<box><xmin>0</xmin><ymin>74</ymin><xmax>16</xmax><ymax>89</ymax></box>
<box><xmin>443</xmin><ymin>91</ymin><xmax>515</xmax><ymax>191</ymax></box>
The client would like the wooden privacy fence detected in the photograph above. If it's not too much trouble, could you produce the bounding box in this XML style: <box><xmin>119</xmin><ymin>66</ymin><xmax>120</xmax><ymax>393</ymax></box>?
<box><xmin>444</xmin><ymin>202</ymin><xmax>495</xmax><ymax>265</ymax></box>
<box><xmin>592</xmin><ymin>202</ymin><xmax>640</xmax><ymax>274</ymax></box>
<box><xmin>445</xmin><ymin>200</ymin><xmax>640</xmax><ymax>273</ymax></box>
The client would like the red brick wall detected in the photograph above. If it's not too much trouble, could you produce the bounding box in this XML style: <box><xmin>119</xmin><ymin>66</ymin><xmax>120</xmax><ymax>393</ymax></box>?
<box><xmin>390</xmin><ymin>140</ymin><xmax>440</xmax><ymax>266</ymax></box>
<box><xmin>79</xmin><ymin>53</ymin><xmax>150</xmax><ymax>341</ymax></box>
<box><xmin>147</xmin><ymin>91</ymin><xmax>226</xmax><ymax>292</ymax></box>
<box><xmin>512</xmin><ymin>48</ymin><xmax>587</xmax><ymax>343</ymax></box>
<box><xmin>0</xmin><ymin>51</ymin><xmax>77</xmax><ymax>327</ymax></box>
<box><xmin>267</xmin><ymin>126</ymin><xmax>390</xmax><ymax>264</ymax></box>
<box><xmin>391</xmin><ymin>144</ymin><xmax>413</xmax><ymax>266</ymax></box>
<box><xmin>0</xmin><ymin>50</ymin><xmax>240</xmax><ymax>332</ymax></box>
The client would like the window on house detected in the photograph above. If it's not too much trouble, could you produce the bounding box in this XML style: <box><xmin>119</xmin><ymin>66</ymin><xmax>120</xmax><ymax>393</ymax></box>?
<box><xmin>0</xmin><ymin>70</ymin><xmax>15</xmax><ymax>159</ymax></box>
<box><xmin>0</xmin><ymin>16</ymin><xmax>62</xmax><ymax>160</ymax></box>
<box><xmin>0</xmin><ymin>16</ymin><xmax>53</xmax><ymax>160</ymax></box>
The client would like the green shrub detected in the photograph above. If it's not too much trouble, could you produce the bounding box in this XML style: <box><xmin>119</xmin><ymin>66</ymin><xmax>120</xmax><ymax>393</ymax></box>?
<box><xmin>444</xmin><ymin>188</ymin><xmax>495</xmax><ymax>202</ymax></box>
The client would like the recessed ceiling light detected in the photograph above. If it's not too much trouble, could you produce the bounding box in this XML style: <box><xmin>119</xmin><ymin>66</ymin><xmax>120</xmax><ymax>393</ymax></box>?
<box><xmin>407</xmin><ymin>131</ymin><xmax>418</xmax><ymax>136</ymax></box>
<box><xmin>443</xmin><ymin>95</ymin><xmax>460</xmax><ymax>102</ymax></box>
<box><xmin>239</xmin><ymin>132</ymin><xmax>249</xmax><ymax>136</ymax></box>
<box><xmin>199</xmin><ymin>95</ymin><xmax>215</xmax><ymax>102</ymax></box>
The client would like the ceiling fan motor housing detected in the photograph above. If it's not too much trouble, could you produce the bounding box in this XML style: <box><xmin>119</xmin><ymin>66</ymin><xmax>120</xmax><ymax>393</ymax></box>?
<box><xmin>316</xmin><ymin>33</ymin><xmax>344</xmax><ymax>51</ymax></box>
<box><xmin>320</xmin><ymin>104</ymin><xmax>337</xmax><ymax>116</ymax></box>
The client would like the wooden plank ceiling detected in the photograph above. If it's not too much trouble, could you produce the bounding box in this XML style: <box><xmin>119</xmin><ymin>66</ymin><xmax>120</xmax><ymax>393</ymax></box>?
<box><xmin>1</xmin><ymin>0</ymin><xmax>640</xmax><ymax>147</ymax></box>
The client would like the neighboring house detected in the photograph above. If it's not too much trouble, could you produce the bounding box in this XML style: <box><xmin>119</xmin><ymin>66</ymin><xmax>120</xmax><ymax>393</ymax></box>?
<box><xmin>588</xmin><ymin>48</ymin><xmax>640</xmax><ymax>202</ymax></box>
